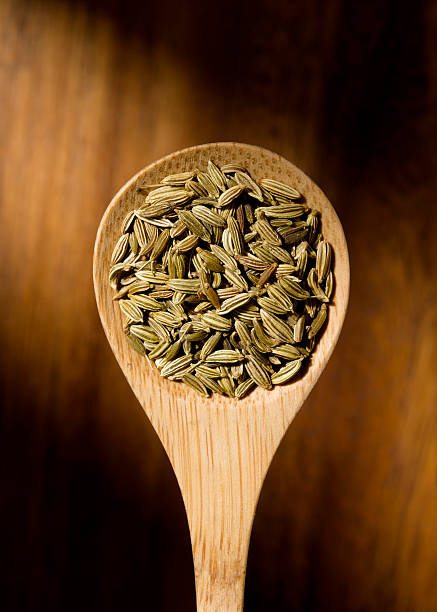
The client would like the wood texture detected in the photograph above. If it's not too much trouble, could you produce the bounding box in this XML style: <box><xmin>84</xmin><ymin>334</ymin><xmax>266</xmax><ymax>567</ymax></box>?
<box><xmin>0</xmin><ymin>0</ymin><xmax>436</xmax><ymax>610</ymax></box>
<box><xmin>93</xmin><ymin>142</ymin><xmax>349</xmax><ymax>611</ymax></box>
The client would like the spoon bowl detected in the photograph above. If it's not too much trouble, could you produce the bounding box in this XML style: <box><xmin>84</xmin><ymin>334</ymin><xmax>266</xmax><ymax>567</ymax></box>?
<box><xmin>93</xmin><ymin>142</ymin><xmax>349</xmax><ymax>611</ymax></box>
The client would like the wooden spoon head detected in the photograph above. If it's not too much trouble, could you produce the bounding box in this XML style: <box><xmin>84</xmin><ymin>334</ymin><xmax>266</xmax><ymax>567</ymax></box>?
<box><xmin>93</xmin><ymin>141</ymin><xmax>349</xmax><ymax>458</ymax></box>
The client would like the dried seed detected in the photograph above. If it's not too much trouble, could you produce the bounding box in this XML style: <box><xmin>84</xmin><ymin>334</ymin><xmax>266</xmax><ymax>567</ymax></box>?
<box><xmin>250</xmin><ymin>243</ymin><xmax>277</xmax><ymax>264</ymax></box>
<box><xmin>278</xmin><ymin>276</ymin><xmax>311</xmax><ymax>300</ymax></box>
<box><xmin>293</xmin><ymin>315</ymin><xmax>306</xmax><ymax>342</ymax></box>
<box><xmin>167</xmin><ymin>278</ymin><xmax>201</xmax><ymax>293</ymax></box>
<box><xmin>271</xmin><ymin>359</ymin><xmax>304</xmax><ymax>384</ymax></box>
<box><xmin>202</xmin><ymin>312</ymin><xmax>233</xmax><ymax>332</ymax></box>
<box><xmin>130</xmin><ymin>294</ymin><xmax>165</xmax><ymax>311</ymax></box>
<box><xmin>142</xmin><ymin>217</ymin><xmax>174</xmax><ymax>228</ymax></box>
<box><xmin>207</xmin><ymin>160</ymin><xmax>227</xmax><ymax>191</ymax></box>
<box><xmin>230</xmin><ymin>361</ymin><xmax>244</xmax><ymax>380</ymax></box>
<box><xmin>277</xmin><ymin>225</ymin><xmax>309</xmax><ymax>244</ymax></box>
<box><xmin>197</xmin><ymin>374</ymin><xmax>224</xmax><ymax>393</ymax></box>
<box><xmin>163</xmin><ymin>340</ymin><xmax>183</xmax><ymax>360</ymax></box>
<box><xmin>325</xmin><ymin>271</ymin><xmax>334</xmax><ymax>299</ymax></box>
<box><xmin>160</xmin><ymin>355</ymin><xmax>192</xmax><ymax>377</ymax></box>
<box><xmin>254</xmin><ymin>216</ymin><xmax>282</xmax><ymax>245</ymax></box>
<box><xmin>260</xmin><ymin>310</ymin><xmax>295</xmax><ymax>343</ymax></box>
<box><xmin>316</xmin><ymin>240</ymin><xmax>332</xmax><ymax>282</ymax></box>
<box><xmin>178</xmin><ymin>210</ymin><xmax>211</xmax><ymax>242</ymax></box>
<box><xmin>160</xmin><ymin>171</ymin><xmax>196</xmax><ymax>185</ymax></box>
<box><xmin>217</xmin><ymin>286</ymin><xmax>242</xmax><ymax>299</ymax></box>
<box><xmin>129</xmin><ymin>231</ymin><xmax>139</xmax><ymax>255</ymax></box>
<box><xmin>235</xmin><ymin>254</ymin><xmax>269</xmax><ymax>270</ymax></box>
<box><xmin>197</xmin><ymin>171</ymin><xmax>220</xmax><ymax>197</ymax></box>
<box><xmin>148</xmin><ymin>290</ymin><xmax>174</xmax><ymax>299</ymax></box>
<box><xmin>244</xmin><ymin>203</ymin><xmax>255</xmax><ymax>224</ymax></box>
<box><xmin>203</xmin><ymin>286</ymin><xmax>220</xmax><ymax>309</ymax></box>
<box><xmin>259</xmin><ymin>178</ymin><xmax>301</xmax><ymax>200</ymax></box>
<box><xmin>154</xmin><ymin>357</ymin><xmax>169</xmax><ymax>369</ymax></box>
<box><xmin>211</xmin><ymin>225</ymin><xmax>224</xmax><ymax>245</ymax></box>
<box><xmin>260</xmin><ymin>204</ymin><xmax>308</xmax><ymax>218</ymax></box>
<box><xmin>267</xmin><ymin>284</ymin><xmax>293</xmax><ymax>310</ymax></box>
<box><xmin>227</xmin><ymin>216</ymin><xmax>245</xmax><ymax>255</ymax></box>
<box><xmin>185</xmin><ymin>179</ymin><xmax>208</xmax><ymax>197</ymax></box>
<box><xmin>196</xmin><ymin>365</ymin><xmax>222</xmax><ymax>378</ymax></box>
<box><xmin>148</xmin><ymin>318</ymin><xmax>171</xmax><ymax>342</ymax></box>
<box><xmin>217</xmin><ymin>293</ymin><xmax>252</xmax><ymax>315</ymax></box>
<box><xmin>205</xmin><ymin>350</ymin><xmax>244</xmax><ymax>364</ymax></box>
<box><xmin>223</xmin><ymin>268</ymin><xmax>249</xmax><ymax>291</ymax></box>
<box><xmin>145</xmin><ymin>187</ymin><xmax>193</xmax><ymax>205</ymax></box>
<box><xmin>109</xmin><ymin>262</ymin><xmax>131</xmax><ymax>289</ymax></box>
<box><xmin>221</xmin><ymin>228</ymin><xmax>233</xmax><ymax>255</ymax></box>
<box><xmin>221</xmin><ymin>163</ymin><xmax>248</xmax><ymax>173</ymax></box>
<box><xmin>150</xmin><ymin>229</ymin><xmax>171</xmax><ymax>260</ymax></box>
<box><xmin>210</xmin><ymin>244</ymin><xmax>238</xmax><ymax>270</ymax></box>
<box><xmin>236</xmin><ymin>204</ymin><xmax>246</xmax><ymax>234</ymax></box>
<box><xmin>234</xmin><ymin>304</ymin><xmax>262</xmax><ymax>322</ymax></box>
<box><xmin>296</xmin><ymin>249</ymin><xmax>308</xmax><ymax>278</ymax></box>
<box><xmin>199</xmin><ymin>332</ymin><xmax>222</xmax><ymax>359</ymax></box>
<box><xmin>191</xmin><ymin>205</ymin><xmax>227</xmax><ymax>228</ymax></box>
<box><xmin>190</xmin><ymin>197</ymin><xmax>218</xmax><ymax>206</ymax></box>
<box><xmin>308</xmin><ymin>303</ymin><xmax>327</xmax><ymax>338</ymax></box>
<box><xmin>170</xmin><ymin>219</ymin><xmax>187</xmax><ymax>238</ymax></box>
<box><xmin>137</xmin><ymin>202</ymin><xmax>175</xmax><ymax>218</ymax></box>
<box><xmin>257</xmin><ymin>263</ymin><xmax>278</xmax><ymax>288</ymax></box>
<box><xmin>262</xmin><ymin>244</ymin><xmax>293</xmax><ymax>263</ymax></box>
<box><xmin>136</xmin><ymin>270</ymin><xmax>169</xmax><ymax>284</ymax></box>
<box><xmin>172</xmin><ymin>234</ymin><xmax>199</xmax><ymax>253</ymax></box>
<box><xmin>148</xmin><ymin>341</ymin><xmax>171</xmax><ymax>359</ymax></box>
<box><xmin>126</xmin><ymin>334</ymin><xmax>146</xmax><ymax>356</ymax></box>
<box><xmin>250</xmin><ymin>328</ymin><xmax>271</xmax><ymax>353</ymax></box>
<box><xmin>112</xmin><ymin>285</ymin><xmax>133</xmax><ymax>300</ymax></box>
<box><xmin>218</xmin><ymin>376</ymin><xmax>235</xmax><ymax>397</ymax></box>
<box><xmin>245</xmin><ymin>357</ymin><xmax>272</xmax><ymax>389</ymax></box>
<box><xmin>119</xmin><ymin>300</ymin><xmax>143</xmax><ymax>322</ymax></box>
<box><xmin>306</xmin><ymin>211</ymin><xmax>319</xmax><ymax>243</ymax></box>
<box><xmin>132</xmin><ymin>218</ymin><xmax>147</xmax><ymax>248</ymax></box>
<box><xmin>217</xmin><ymin>185</ymin><xmax>245</xmax><ymax>207</ymax></box>
<box><xmin>235</xmin><ymin>379</ymin><xmax>255</xmax><ymax>399</ymax></box>
<box><xmin>234</xmin><ymin>319</ymin><xmax>252</xmax><ymax>347</ymax></box>
<box><xmin>197</xmin><ymin>248</ymin><xmax>224</xmax><ymax>272</ymax></box>
<box><xmin>121</xmin><ymin>210</ymin><xmax>136</xmax><ymax>233</ymax></box>
<box><xmin>271</xmin><ymin>344</ymin><xmax>304</xmax><ymax>360</ymax></box>
<box><xmin>257</xmin><ymin>296</ymin><xmax>289</xmax><ymax>316</ymax></box>
<box><xmin>211</xmin><ymin>272</ymin><xmax>221</xmax><ymax>289</ymax></box>
<box><xmin>181</xmin><ymin>374</ymin><xmax>209</xmax><ymax>396</ymax></box>
<box><xmin>307</xmin><ymin>268</ymin><xmax>329</xmax><ymax>302</ymax></box>
<box><xmin>111</xmin><ymin>233</ymin><xmax>130</xmax><ymax>265</ymax></box>
<box><xmin>150</xmin><ymin>311</ymin><xmax>182</xmax><ymax>328</ymax></box>
<box><xmin>276</xmin><ymin>264</ymin><xmax>297</xmax><ymax>276</ymax></box>
<box><xmin>245</xmin><ymin>345</ymin><xmax>274</xmax><ymax>372</ymax></box>
<box><xmin>234</xmin><ymin>171</ymin><xmax>264</xmax><ymax>201</ymax></box>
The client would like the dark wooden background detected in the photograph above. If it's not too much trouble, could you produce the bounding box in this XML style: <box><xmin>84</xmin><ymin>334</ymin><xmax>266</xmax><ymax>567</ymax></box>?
<box><xmin>1</xmin><ymin>0</ymin><xmax>436</xmax><ymax>610</ymax></box>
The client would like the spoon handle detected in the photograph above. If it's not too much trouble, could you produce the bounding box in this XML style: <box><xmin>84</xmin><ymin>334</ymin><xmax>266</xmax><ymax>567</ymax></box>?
<box><xmin>187</xmin><ymin>450</ymin><xmax>258</xmax><ymax>611</ymax></box>
<box><xmin>189</xmin><ymin>475</ymin><xmax>254</xmax><ymax>611</ymax></box>
<box><xmin>160</xmin><ymin>404</ymin><xmax>291</xmax><ymax>611</ymax></box>
<box><xmin>182</xmin><ymin>426</ymin><xmax>261</xmax><ymax>611</ymax></box>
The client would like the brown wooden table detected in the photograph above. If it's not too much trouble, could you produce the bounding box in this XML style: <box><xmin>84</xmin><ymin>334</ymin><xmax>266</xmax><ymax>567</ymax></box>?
<box><xmin>1</xmin><ymin>0</ymin><xmax>436</xmax><ymax>610</ymax></box>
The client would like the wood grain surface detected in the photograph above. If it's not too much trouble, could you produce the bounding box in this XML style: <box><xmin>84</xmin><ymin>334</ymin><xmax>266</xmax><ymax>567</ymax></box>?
<box><xmin>0</xmin><ymin>0</ymin><xmax>436</xmax><ymax>611</ymax></box>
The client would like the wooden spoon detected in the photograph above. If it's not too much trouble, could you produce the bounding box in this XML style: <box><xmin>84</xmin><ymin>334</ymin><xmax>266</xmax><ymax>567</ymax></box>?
<box><xmin>93</xmin><ymin>142</ymin><xmax>349</xmax><ymax>611</ymax></box>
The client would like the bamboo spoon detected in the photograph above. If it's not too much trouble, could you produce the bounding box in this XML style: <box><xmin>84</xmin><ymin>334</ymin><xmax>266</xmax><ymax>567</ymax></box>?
<box><xmin>93</xmin><ymin>142</ymin><xmax>349</xmax><ymax>611</ymax></box>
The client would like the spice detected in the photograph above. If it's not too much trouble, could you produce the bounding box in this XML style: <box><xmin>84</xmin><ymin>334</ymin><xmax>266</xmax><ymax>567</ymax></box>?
<box><xmin>109</xmin><ymin>162</ymin><xmax>333</xmax><ymax>398</ymax></box>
